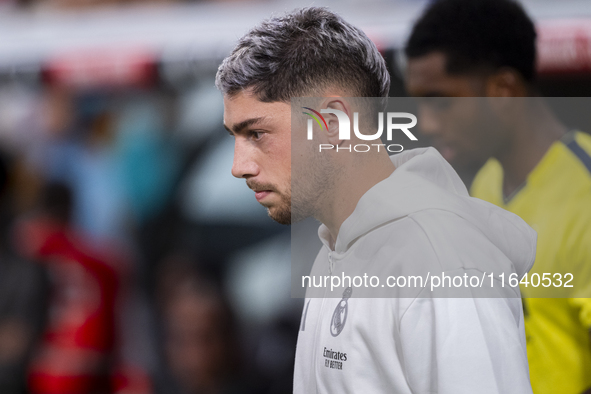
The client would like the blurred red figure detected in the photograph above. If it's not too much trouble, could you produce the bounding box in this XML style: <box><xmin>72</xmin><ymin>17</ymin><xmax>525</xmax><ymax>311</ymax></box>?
<box><xmin>15</xmin><ymin>182</ymin><xmax>120</xmax><ymax>394</ymax></box>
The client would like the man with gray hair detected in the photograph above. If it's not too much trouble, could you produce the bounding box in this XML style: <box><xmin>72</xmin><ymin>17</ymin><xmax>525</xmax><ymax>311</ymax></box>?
<box><xmin>216</xmin><ymin>7</ymin><xmax>535</xmax><ymax>393</ymax></box>
<box><xmin>216</xmin><ymin>7</ymin><xmax>389</xmax><ymax>226</ymax></box>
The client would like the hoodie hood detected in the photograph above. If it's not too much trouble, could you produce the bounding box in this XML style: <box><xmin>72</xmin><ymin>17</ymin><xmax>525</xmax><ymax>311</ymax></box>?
<box><xmin>320</xmin><ymin>147</ymin><xmax>536</xmax><ymax>278</ymax></box>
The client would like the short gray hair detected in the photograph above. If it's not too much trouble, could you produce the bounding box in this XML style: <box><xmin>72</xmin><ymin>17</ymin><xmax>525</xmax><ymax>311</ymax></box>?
<box><xmin>215</xmin><ymin>7</ymin><xmax>390</xmax><ymax>102</ymax></box>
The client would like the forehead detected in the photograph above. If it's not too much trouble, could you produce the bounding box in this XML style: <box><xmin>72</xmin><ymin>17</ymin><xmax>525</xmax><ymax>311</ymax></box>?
<box><xmin>223</xmin><ymin>91</ymin><xmax>290</xmax><ymax>128</ymax></box>
<box><xmin>405</xmin><ymin>52</ymin><xmax>483</xmax><ymax>97</ymax></box>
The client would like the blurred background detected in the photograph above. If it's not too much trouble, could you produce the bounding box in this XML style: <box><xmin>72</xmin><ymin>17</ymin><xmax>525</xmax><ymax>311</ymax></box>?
<box><xmin>0</xmin><ymin>0</ymin><xmax>590</xmax><ymax>393</ymax></box>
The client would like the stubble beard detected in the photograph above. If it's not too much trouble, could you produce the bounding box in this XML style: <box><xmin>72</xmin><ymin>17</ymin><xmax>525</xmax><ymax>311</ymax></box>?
<box><xmin>247</xmin><ymin>178</ymin><xmax>294</xmax><ymax>225</ymax></box>
<box><xmin>289</xmin><ymin>146</ymin><xmax>338</xmax><ymax>226</ymax></box>
<box><xmin>267</xmin><ymin>188</ymin><xmax>292</xmax><ymax>225</ymax></box>
<box><xmin>252</xmin><ymin>177</ymin><xmax>315</xmax><ymax>226</ymax></box>
<box><xmin>265</xmin><ymin>176</ymin><xmax>311</xmax><ymax>226</ymax></box>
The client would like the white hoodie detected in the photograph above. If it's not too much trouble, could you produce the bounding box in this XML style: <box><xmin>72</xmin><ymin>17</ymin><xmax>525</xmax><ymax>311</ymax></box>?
<box><xmin>293</xmin><ymin>147</ymin><xmax>536</xmax><ymax>394</ymax></box>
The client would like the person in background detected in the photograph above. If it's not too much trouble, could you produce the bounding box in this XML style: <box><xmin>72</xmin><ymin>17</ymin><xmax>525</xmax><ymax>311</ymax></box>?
<box><xmin>14</xmin><ymin>182</ymin><xmax>120</xmax><ymax>394</ymax></box>
<box><xmin>0</xmin><ymin>149</ymin><xmax>49</xmax><ymax>394</ymax></box>
<box><xmin>155</xmin><ymin>257</ymin><xmax>247</xmax><ymax>394</ymax></box>
<box><xmin>404</xmin><ymin>0</ymin><xmax>591</xmax><ymax>393</ymax></box>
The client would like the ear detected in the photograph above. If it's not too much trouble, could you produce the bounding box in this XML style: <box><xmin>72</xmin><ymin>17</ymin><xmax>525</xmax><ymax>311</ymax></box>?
<box><xmin>485</xmin><ymin>68</ymin><xmax>528</xmax><ymax>98</ymax></box>
<box><xmin>319</xmin><ymin>97</ymin><xmax>353</xmax><ymax>146</ymax></box>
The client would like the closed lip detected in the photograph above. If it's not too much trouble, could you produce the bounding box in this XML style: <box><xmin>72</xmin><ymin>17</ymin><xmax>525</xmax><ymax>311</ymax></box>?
<box><xmin>254</xmin><ymin>190</ymin><xmax>272</xmax><ymax>201</ymax></box>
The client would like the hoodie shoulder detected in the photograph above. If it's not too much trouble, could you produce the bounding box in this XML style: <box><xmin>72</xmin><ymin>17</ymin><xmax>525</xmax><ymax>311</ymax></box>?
<box><xmin>407</xmin><ymin>208</ymin><xmax>534</xmax><ymax>278</ymax></box>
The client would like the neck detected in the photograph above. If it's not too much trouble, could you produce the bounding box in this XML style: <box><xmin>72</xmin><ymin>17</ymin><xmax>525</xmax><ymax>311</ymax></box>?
<box><xmin>316</xmin><ymin>151</ymin><xmax>395</xmax><ymax>245</ymax></box>
<box><xmin>495</xmin><ymin>98</ymin><xmax>567</xmax><ymax>197</ymax></box>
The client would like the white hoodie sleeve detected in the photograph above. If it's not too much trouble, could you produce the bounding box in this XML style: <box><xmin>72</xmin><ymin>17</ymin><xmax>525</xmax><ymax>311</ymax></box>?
<box><xmin>399</xmin><ymin>295</ymin><xmax>533</xmax><ymax>394</ymax></box>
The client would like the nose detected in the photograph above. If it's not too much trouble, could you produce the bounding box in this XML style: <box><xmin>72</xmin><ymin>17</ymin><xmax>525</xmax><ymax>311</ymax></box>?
<box><xmin>231</xmin><ymin>138</ymin><xmax>259</xmax><ymax>179</ymax></box>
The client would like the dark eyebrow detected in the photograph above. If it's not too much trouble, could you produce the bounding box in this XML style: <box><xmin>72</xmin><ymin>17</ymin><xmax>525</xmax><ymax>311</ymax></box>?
<box><xmin>224</xmin><ymin>117</ymin><xmax>265</xmax><ymax>135</ymax></box>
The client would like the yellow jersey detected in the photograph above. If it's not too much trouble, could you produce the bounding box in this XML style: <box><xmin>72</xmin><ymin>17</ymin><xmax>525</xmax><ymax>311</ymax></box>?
<box><xmin>471</xmin><ymin>131</ymin><xmax>591</xmax><ymax>394</ymax></box>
